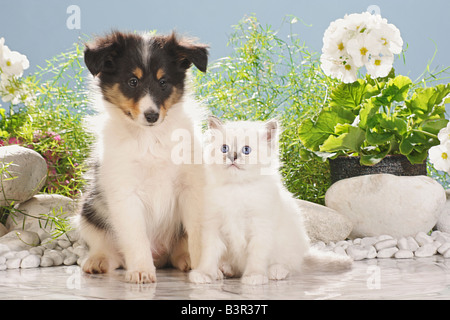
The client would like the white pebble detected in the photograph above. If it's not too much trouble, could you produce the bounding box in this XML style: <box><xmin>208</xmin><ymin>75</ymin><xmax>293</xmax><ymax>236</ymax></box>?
<box><xmin>397</xmin><ymin>238</ymin><xmax>409</xmax><ymax>250</ymax></box>
<box><xmin>407</xmin><ymin>236</ymin><xmax>420</xmax><ymax>251</ymax></box>
<box><xmin>0</xmin><ymin>256</ymin><xmax>6</xmax><ymax>264</ymax></box>
<box><xmin>20</xmin><ymin>254</ymin><xmax>41</xmax><ymax>268</ymax></box>
<box><xmin>360</xmin><ymin>237</ymin><xmax>377</xmax><ymax>247</ymax></box>
<box><xmin>29</xmin><ymin>247</ymin><xmax>44</xmax><ymax>256</ymax></box>
<box><xmin>415</xmin><ymin>232</ymin><xmax>433</xmax><ymax>246</ymax></box>
<box><xmin>333</xmin><ymin>246</ymin><xmax>347</xmax><ymax>256</ymax></box>
<box><xmin>3</xmin><ymin>251</ymin><xmax>16</xmax><ymax>259</ymax></box>
<box><xmin>395</xmin><ymin>250</ymin><xmax>414</xmax><ymax>259</ymax></box>
<box><xmin>0</xmin><ymin>264</ymin><xmax>6</xmax><ymax>271</ymax></box>
<box><xmin>73</xmin><ymin>246</ymin><xmax>87</xmax><ymax>257</ymax></box>
<box><xmin>415</xmin><ymin>243</ymin><xmax>437</xmax><ymax>257</ymax></box>
<box><xmin>444</xmin><ymin>250</ymin><xmax>450</xmax><ymax>258</ymax></box>
<box><xmin>346</xmin><ymin>245</ymin><xmax>369</xmax><ymax>261</ymax></box>
<box><xmin>438</xmin><ymin>242</ymin><xmax>450</xmax><ymax>255</ymax></box>
<box><xmin>40</xmin><ymin>256</ymin><xmax>54</xmax><ymax>267</ymax></box>
<box><xmin>42</xmin><ymin>240</ymin><xmax>57</xmax><ymax>250</ymax></box>
<box><xmin>0</xmin><ymin>243</ymin><xmax>10</xmax><ymax>255</ymax></box>
<box><xmin>63</xmin><ymin>254</ymin><xmax>78</xmax><ymax>266</ymax></box>
<box><xmin>374</xmin><ymin>239</ymin><xmax>397</xmax><ymax>251</ymax></box>
<box><xmin>15</xmin><ymin>250</ymin><xmax>30</xmax><ymax>259</ymax></box>
<box><xmin>377</xmin><ymin>247</ymin><xmax>398</xmax><ymax>258</ymax></box>
<box><xmin>58</xmin><ymin>239</ymin><xmax>71</xmax><ymax>249</ymax></box>
<box><xmin>367</xmin><ymin>246</ymin><xmax>377</xmax><ymax>259</ymax></box>
<box><xmin>6</xmin><ymin>258</ymin><xmax>21</xmax><ymax>269</ymax></box>
<box><xmin>45</xmin><ymin>250</ymin><xmax>64</xmax><ymax>266</ymax></box>
<box><xmin>377</xmin><ymin>235</ymin><xmax>394</xmax><ymax>241</ymax></box>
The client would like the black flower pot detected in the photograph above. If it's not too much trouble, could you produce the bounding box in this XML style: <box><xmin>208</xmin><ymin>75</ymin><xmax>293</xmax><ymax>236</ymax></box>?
<box><xmin>329</xmin><ymin>154</ymin><xmax>427</xmax><ymax>184</ymax></box>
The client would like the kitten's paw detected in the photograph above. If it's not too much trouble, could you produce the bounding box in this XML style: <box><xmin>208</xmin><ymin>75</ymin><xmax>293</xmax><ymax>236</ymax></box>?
<box><xmin>82</xmin><ymin>254</ymin><xmax>109</xmax><ymax>274</ymax></box>
<box><xmin>189</xmin><ymin>270</ymin><xmax>214</xmax><ymax>284</ymax></box>
<box><xmin>268</xmin><ymin>264</ymin><xmax>290</xmax><ymax>280</ymax></box>
<box><xmin>125</xmin><ymin>269</ymin><xmax>157</xmax><ymax>284</ymax></box>
<box><xmin>241</xmin><ymin>273</ymin><xmax>269</xmax><ymax>285</ymax></box>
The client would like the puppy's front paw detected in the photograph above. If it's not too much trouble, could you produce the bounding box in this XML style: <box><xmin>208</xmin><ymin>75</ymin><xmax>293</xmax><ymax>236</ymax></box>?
<box><xmin>125</xmin><ymin>269</ymin><xmax>157</xmax><ymax>284</ymax></box>
<box><xmin>268</xmin><ymin>264</ymin><xmax>289</xmax><ymax>280</ymax></box>
<box><xmin>241</xmin><ymin>273</ymin><xmax>269</xmax><ymax>285</ymax></box>
<box><xmin>82</xmin><ymin>254</ymin><xmax>109</xmax><ymax>274</ymax></box>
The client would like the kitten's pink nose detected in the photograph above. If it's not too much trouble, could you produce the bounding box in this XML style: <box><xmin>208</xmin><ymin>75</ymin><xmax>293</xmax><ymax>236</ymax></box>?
<box><xmin>228</xmin><ymin>152</ymin><xmax>237</xmax><ymax>162</ymax></box>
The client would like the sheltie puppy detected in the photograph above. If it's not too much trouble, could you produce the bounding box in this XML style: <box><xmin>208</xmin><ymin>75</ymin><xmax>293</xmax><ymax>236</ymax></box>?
<box><xmin>78</xmin><ymin>31</ymin><xmax>208</xmax><ymax>283</ymax></box>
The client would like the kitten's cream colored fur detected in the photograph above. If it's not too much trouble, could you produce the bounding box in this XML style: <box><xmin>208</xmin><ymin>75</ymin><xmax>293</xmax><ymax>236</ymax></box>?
<box><xmin>190</xmin><ymin>117</ymin><xmax>352</xmax><ymax>285</ymax></box>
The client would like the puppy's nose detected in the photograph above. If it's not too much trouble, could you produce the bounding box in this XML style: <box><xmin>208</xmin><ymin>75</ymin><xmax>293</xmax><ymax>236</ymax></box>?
<box><xmin>144</xmin><ymin>111</ymin><xmax>159</xmax><ymax>124</ymax></box>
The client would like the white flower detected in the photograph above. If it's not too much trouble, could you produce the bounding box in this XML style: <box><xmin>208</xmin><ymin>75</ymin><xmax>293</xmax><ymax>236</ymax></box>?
<box><xmin>0</xmin><ymin>39</ymin><xmax>29</xmax><ymax>78</ymax></box>
<box><xmin>437</xmin><ymin>122</ymin><xmax>450</xmax><ymax>144</ymax></box>
<box><xmin>320</xmin><ymin>53</ymin><xmax>357</xmax><ymax>83</ymax></box>
<box><xmin>320</xmin><ymin>12</ymin><xmax>403</xmax><ymax>82</ymax></box>
<box><xmin>429</xmin><ymin>142</ymin><xmax>450</xmax><ymax>172</ymax></box>
<box><xmin>366</xmin><ymin>52</ymin><xmax>394</xmax><ymax>78</ymax></box>
<box><xmin>346</xmin><ymin>33</ymin><xmax>382</xmax><ymax>67</ymax></box>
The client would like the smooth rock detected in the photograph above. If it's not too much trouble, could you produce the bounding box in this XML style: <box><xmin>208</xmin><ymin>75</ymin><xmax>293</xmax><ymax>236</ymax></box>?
<box><xmin>46</xmin><ymin>250</ymin><xmax>63</xmax><ymax>266</ymax></box>
<box><xmin>29</xmin><ymin>247</ymin><xmax>44</xmax><ymax>256</ymax></box>
<box><xmin>415</xmin><ymin>243</ymin><xmax>437</xmax><ymax>257</ymax></box>
<box><xmin>438</xmin><ymin>243</ymin><xmax>450</xmax><ymax>255</ymax></box>
<box><xmin>367</xmin><ymin>246</ymin><xmax>377</xmax><ymax>259</ymax></box>
<box><xmin>406</xmin><ymin>237</ymin><xmax>420</xmax><ymax>251</ymax></box>
<box><xmin>0</xmin><ymin>243</ymin><xmax>10</xmax><ymax>255</ymax></box>
<box><xmin>40</xmin><ymin>256</ymin><xmax>54</xmax><ymax>267</ymax></box>
<box><xmin>0</xmin><ymin>256</ymin><xmax>6</xmax><ymax>264</ymax></box>
<box><xmin>374</xmin><ymin>239</ymin><xmax>398</xmax><ymax>251</ymax></box>
<box><xmin>346</xmin><ymin>245</ymin><xmax>369</xmax><ymax>261</ymax></box>
<box><xmin>63</xmin><ymin>254</ymin><xmax>78</xmax><ymax>266</ymax></box>
<box><xmin>415</xmin><ymin>231</ymin><xmax>433</xmax><ymax>246</ymax></box>
<box><xmin>436</xmin><ymin>190</ymin><xmax>450</xmax><ymax>233</ymax></box>
<box><xmin>333</xmin><ymin>246</ymin><xmax>347</xmax><ymax>256</ymax></box>
<box><xmin>6</xmin><ymin>194</ymin><xmax>75</xmax><ymax>233</ymax></box>
<box><xmin>377</xmin><ymin>247</ymin><xmax>399</xmax><ymax>258</ymax></box>
<box><xmin>325</xmin><ymin>174</ymin><xmax>446</xmax><ymax>238</ymax></box>
<box><xmin>395</xmin><ymin>250</ymin><xmax>414</xmax><ymax>259</ymax></box>
<box><xmin>20</xmin><ymin>254</ymin><xmax>41</xmax><ymax>268</ymax></box>
<box><xmin>444</xmin><ymin>250</ymin><xmax>450</xmax><ymax>258</ymax></box>
<box><xmin>15</xmin><ymin>250</ymin><xmax>30</xmax><ymax>259</ymax></box>
<box><xmin>397</xmin><ymin>238</ymin><xmax>409</xmax><ymax>250</ymax></box>
<box><xmin>0</xmin><ymin>223</ymin><xmax>7</xmax><ymax>237</ymax></box>
<box><xmin>6</xmin><ymin>257</ymin><xmax>21</xmax><ymax>269</ymax></box>
<box><xmin>58</xmin><ymin>239</ymin><xmax>71</xmax><ymax>249</ymax></box>
<box><xmin>0</xmin><ymin>145</ymin><xmax>47</xmax><ymax>207</ymax></box>
<box><xmin>0</xmin><ymin>230</ymin><xmax>40</xmax><ymax>251</ymax></box>
<box><xmin>297</xmin><ymin>199</ymin><xmax>353</xmax><ymax>243</ymax></box>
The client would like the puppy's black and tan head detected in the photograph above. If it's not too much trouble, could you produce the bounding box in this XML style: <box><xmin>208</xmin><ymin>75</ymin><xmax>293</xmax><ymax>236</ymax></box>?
<box><xmin>84</xmin><ymin>31</ymin><xmax>208</xmax><ymax>126</ymax></box>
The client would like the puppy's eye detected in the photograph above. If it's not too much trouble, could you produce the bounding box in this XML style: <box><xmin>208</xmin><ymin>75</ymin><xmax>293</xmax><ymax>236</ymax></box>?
<box><xmin>242</xmin><ymin>146</ymin><xmax>252</xmax><ymax>155</ymax></box>
<box><xmin>159</xmin><ymin>78</ymin><xmax>167</xmax><ymax>89</ymax></box>
<box><xmin>221</xmin><ymin>144</ymin><xmax>229</xmax><ymax>153</ymax></box>
<box><xmin>128</xmin><ymin>77</ymin><xmax>139</xmax><ymax>88</ymax></box>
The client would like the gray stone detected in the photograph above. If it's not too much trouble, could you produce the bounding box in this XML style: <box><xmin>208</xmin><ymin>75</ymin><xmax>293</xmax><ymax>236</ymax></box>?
<box><xmin>0</xmin><ymin>223</ymin><xmax>7</xmax><ymax>237</ymax></box>
<box><xmin>415</xmin><ymin>232</ymin><xmax>433</xmax><ymax>247</ymax></box>
<box><xmin>374</xmin><ymin>239</ymin><xmax>398</xmax><ymax>251</ymax></box>
<box><xmin>395</xmin><ymin>250</ymin><xmax>414</xmax><ymax>259</ymax></box>
<box><xmin>6</xmin><ymin>257</ymin><xmax>21</xmax><ymax>269</ymax></box>
<box><xmin>5</xmin><ymin>194</ymin><xmax>76</xmax><ymax>234</ymax></box>
<box><xmin>0</xmin><ymin>145</ymin><xmax>47</xmax><ymax>206</ymax></box>
<box><xmin>0</xmin><ymin>230</ymin><xmax>40</xmax><ymax>251</ymax></box>
<box><xmin>438</xmin><ymin>243</ymin><xmax>450</xmax><ymax>255</ymax></box>
<box><xmin>20</xmin><ymin>254</ymin><xmax>41</xmax><ymax>268</ymax></box>
<box><xmin>415</xmin><ymin>243</ymin><xmax>437</xmax><ymax>257</ymax></box>
<box><xmin>297</xmin><ymin>199</ymin><xmax>353</xmax><ymax>243</ymax></box>
<box><xmin>40</xmin><ymin>256</ymin><xmax>54</xmax><ymax>267</ymax></box>
<box><xmin>377</xmin><ymin>247</ymin><xmax>399</xmax><ymax>258</ymax></box>
<box><xmin>325</xmin><ymin>174</ymin><xmax>446</xmax><ymax>238</ymax></box>
<box><xmin>346</xmin><ymin>245</ymin><xmax>369</xmax><ymax>261</ymax></box>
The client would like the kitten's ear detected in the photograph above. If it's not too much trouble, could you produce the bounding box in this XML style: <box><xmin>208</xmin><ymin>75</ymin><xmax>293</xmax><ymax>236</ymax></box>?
<box><xmin>265</xmin><ymin>119</ymin><xmax>279</xmax><ymax>142</ymax></box>
<box><xmin>208</xmin><ymin>115</ymin><xmax>223</xmax><ymax>130</ymax></box>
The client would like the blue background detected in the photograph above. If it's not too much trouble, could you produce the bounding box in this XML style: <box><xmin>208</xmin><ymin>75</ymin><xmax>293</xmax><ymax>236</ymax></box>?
<box><xmin>0</xmin><ymin>0</ymin><xmax>449</xmax><ymax>81</ymax></box>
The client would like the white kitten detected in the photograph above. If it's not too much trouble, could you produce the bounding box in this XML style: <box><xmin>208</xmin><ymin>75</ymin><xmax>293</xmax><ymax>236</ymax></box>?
<box><xmin>190</xmin><ymin>116</ymin><xmax>352</xmax><ymax>285</ymax></box>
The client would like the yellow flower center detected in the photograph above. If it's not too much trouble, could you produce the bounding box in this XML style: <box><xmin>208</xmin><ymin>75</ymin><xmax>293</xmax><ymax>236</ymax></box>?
<box><xmin>360</xmin><ymin>47</ymin><xmax>368</xmax><ymax>56</ymax></box>
<box><xmin>6</xmin><ymin>60</ymin><xmax>11</xmax><ymax>67</ymax></box>
<box><xmin>381</xmin><ymin>37</ymin><xmax>388</xmax><ymax>46</ymax></box>
<box><xmin>338</xmin><ymin>42</ymin><xmax>344</xmax><ymax>51</ymax></box>
<box><xmin>344</xmin><ymin>64</ymin><xmax>352</xmax><ymax>71</ymax></box>
<box><xmin>442</xmin><ymin>152</ymin><xmax>448</xmax><ymax>160</ymax></box>
<box><xmin>374</xmin><ymin>59</ymin><xmax>381</xmax><ymax>66</ymax></box>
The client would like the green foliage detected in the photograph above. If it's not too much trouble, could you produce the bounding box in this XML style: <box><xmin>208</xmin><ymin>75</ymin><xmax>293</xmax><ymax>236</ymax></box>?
<box><xmin>194</xmin><ymin>15</ymin><xmax>336</xmax><ymax>203</ymax></box>
<box><xmin>0</xmin><ymin>43</ymin><xmax>93</xmax><ymax>197</ymax></box>
<box><xmin>298</xmin><ymin>70</ymin><xmax>450</xmax><ymax>166</ymax></box>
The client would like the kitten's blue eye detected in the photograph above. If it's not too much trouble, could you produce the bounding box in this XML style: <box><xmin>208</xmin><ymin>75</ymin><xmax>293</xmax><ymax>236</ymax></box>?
<box><xmin>242</xmin><ymin>146</ymin><xmax>252</xmax><ymax>155</ymax></box>
<box><xmin>221</xmin><ymin>144</ymin><xmax>229</xmax><ymax>153</ymax></box>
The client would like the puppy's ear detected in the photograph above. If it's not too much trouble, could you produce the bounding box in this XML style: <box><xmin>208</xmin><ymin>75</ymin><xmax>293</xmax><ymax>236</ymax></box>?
<box><xmin>84</xmin><ymin>32</ymin><xmax>123</xmax><ymax>76</ymax></box>
<box><xmin>167</xmin><ymin>32</ymin><xmax>209</xmax><ymax>73</ymax></box>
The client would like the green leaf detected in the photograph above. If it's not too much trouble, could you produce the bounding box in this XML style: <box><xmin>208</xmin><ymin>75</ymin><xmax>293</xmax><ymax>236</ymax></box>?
<box><xmin>406</xmin><ymin>84</ymin><xmax>450</xmax><ymax>116</ymax></box>
<box><xmin>366</xmin><ymin>129</ymin><xmax>394</xmax><ymax>145</ymax></box>
<box><xmin>379</xmin><ymin>114</ymin><xmax>407</xmax><ymax>135</ymax></box>
<box><xmin>360</xmin><ymin>147</ymin><xmax>391</xmax><ymax>166</ymax></box>
<box><xmin>320</xmin><ymin>125</ymin><xmax>365</xmax><ymax>153</ymax></box>
<box><xmin>330</xmin><ymin>79</ymin><xmax>371</xmax><ymax>111</ymax></box>
<box><xmin>359</xmin><ymin>97</ymin><xmax>379</xmax><ymax>129</ymax></box>
<box><xmin>384</xmin><ymin>75</ymin><xmax>412</xmax><ymax>103</ymax></box>
<box><xmin>405</xmin><ymin>149</ymin><xmax>428</xmax><ymax>164</ymax></box>
<box><xmin>298</xmin><ymin>106</ymin><xmax>355</xmax><ymax>151</ymax></box>
<box><xmin>420</xmin><ymin>118</ymin><xmax>449</xmax><ymax>135</ymax></box>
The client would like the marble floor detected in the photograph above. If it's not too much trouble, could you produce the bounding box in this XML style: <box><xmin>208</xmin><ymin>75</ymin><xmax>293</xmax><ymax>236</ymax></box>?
<box><xmin>1</xmin><ymin>256</ymin><xmax>450</xmax><ymax>300</ymax></box>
